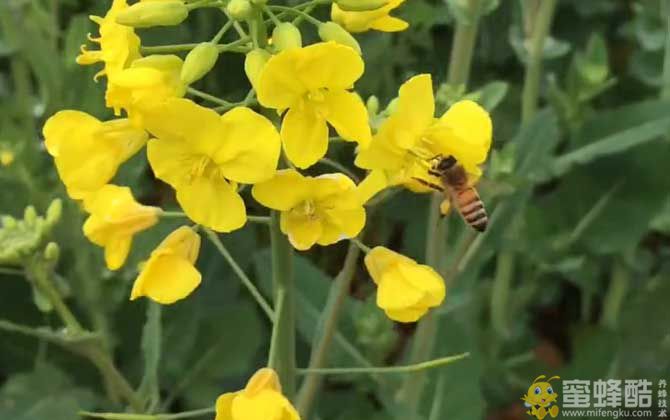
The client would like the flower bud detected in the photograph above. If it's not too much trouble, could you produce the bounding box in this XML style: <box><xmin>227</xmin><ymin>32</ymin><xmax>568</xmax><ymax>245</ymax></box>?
<box><xmin>366</xmin><ymin>95</ymin><xmax>379</xmax><ymax>116</ymax></box>
<box><xmin>226</xmin><ymin>0</ymin><xmax>253</xmax><ymax>21</ymax></box>
<box><xmin>318</xmin><ymin>22</ymin><xmax>361</xmax><ymax>55</ymax></box>
<box><xmin>181</xmin><ymin>42</ymin><xmax>219</xmax><ymax>85</ymax></box>
<box><xmin>46</xmin><ymin>199</ymin><xmax>62</xmax><ymax>226</ymax></box>
<box><xmin>116</xmin><ymin>0</ymin><xmax>189</xmax><ymax>28</ymax></box>
<box><xmin>272</xmin><ymin>22</ymin><xmax>302</xmax><ymax>52</ymax></box>
<box><xmin>245</xmin><ymin>48</ymin><xmax>271</xmax><ymax>91</ymax></box>
<box><xmin>2</xmin><ymin>216</ymin><xmax>17</xmax><ymax>228</ymax></box>
<box><xmin>335</xmin><ymin>0</ymin><xmax>389</xmax><ymax>11</ymax></box>
<box><xmin>44</xmin><ymin>242</ymin><xmax>60</xmax><ymax>264</ymax></box>
<box><xmin>24</xmin><ymin>206</ymin><xmax>37</xmax><ymax>226</ymax></box>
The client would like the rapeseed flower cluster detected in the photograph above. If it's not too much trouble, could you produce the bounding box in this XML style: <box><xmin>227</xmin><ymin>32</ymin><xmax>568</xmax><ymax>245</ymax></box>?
<box><xmin>42</xmin><ymin>0</ymin><xmax>492</xmax><ymax>334</ymax></box>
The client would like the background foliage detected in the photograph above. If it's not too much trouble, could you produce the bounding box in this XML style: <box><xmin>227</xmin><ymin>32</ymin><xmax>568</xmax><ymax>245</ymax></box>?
<box><xmin>1</xmin><ymin>0</ymin><xmax>670</xmax><ymax>419</ymax></box>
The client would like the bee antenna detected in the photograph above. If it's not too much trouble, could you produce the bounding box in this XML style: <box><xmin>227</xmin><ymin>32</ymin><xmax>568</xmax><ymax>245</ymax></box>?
<box><xmin>547</xmin><ymin>376</ymin><xmax>560</xmax><ymax>382</ymax></box>
<box><xmin>532</xmin><ymin>375</ymin><xmax>546</xmax><ymax>384</ymax></box>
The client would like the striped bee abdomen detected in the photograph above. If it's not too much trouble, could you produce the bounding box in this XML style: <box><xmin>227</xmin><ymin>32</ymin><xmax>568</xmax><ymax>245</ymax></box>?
<box><xmin>454</xmin><ymin>187</ymin><xmax>488</xmax><ymax>232</ymax></box>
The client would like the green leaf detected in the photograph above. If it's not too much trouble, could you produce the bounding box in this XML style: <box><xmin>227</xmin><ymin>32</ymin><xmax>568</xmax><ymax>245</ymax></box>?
<box><xmin>138</xmin><ymin>302</ymin><xmax>161</xmax><ymax>412</ymax></box>
<box><xmin>0</xmin><ymin>364</ymin><xmax>96</xmax><ymax>420</ymax></box>
<box><xmin>513</xmin><ymin>110</ymin><xmax>560</xmax><ymax>182</ymax></box>
<box><xmin>551</xmin><ymin>116</ymin><xmax>670</xmax><ymax>177</ymax></box>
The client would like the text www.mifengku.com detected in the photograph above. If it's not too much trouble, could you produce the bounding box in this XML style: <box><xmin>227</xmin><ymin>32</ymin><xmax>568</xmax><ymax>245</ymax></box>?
<box><xmin>562</xmin><ymin>408</ymin><xmax>654</xmax><ymax>418</ymax></box>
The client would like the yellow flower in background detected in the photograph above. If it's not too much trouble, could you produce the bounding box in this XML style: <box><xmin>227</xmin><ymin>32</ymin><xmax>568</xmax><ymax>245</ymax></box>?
<box><xmin>355</xmin><ymin>74</ymin><xmax>492</xmax><ymax>195</ymax></box>
<box><xmin>76</xmin><ymin>0</ymin><xmax>141</xmax><ymax>80</ymax></box>
<box><xmin>332</xmin><ymin>0</ymin><xmax>408</xmax><ymax>33</ymax></box>
<box><xmin>257</xmin><ymin>42</ymin><xmax>371</xmax><ymax>168</ymax></box>
<box><xmin>43</xmin><ymin>110</ymin><xmax>148</xmax><ymax>199</ymax></box>
<box><xmin>252</xmin><ymin>169</ymin><xmax>366</xmax><ymax>250</ymax></box>
<box><xmin>0</xmin><ymin>150</ymin><xmax>14</xmax><ymax>167</ymax></box>
<box><xmin>364</xmin><ymin>246</ymin><xmax>445</xmax><ymax>322</ymax></box>
<box><xmin>215</xmin><ymin>368</ymin><xmax>300</xmax><ymax>420</ymax></box>
<box><xmin>83</xmin><ymin>185</ymin><xmax>160</xmax><ymax>270</ymax></box>
<box><xmin>143</xmin><ymin>98</ymin><xmax>280</xmax><ymax>232</ymax></box>
<box><xmin>106</xmin><ymin>55</ymin><xmax>187</xmax><ymax>121</ymax></box>
<box><xmin>131</xmin><ymin>225</ymin><xmax>201</xmax><ymax>304</ymax></box>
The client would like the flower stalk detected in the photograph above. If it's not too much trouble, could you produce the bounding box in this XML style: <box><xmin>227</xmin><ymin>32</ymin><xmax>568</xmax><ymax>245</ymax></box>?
<box><xmin>268</xmin><ymin>211</ymin><xmax>296</xmax><ymax>397</ymax></box>
<box><xmin>399</xmin><ymin>0</ymin><xmax>482</xmax><ymax>413</ymax></box>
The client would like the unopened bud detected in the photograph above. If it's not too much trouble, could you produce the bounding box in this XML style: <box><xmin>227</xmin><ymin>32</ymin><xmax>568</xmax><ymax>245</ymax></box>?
<box><xmin>318</xmin><ymin>22</ymin><xmax>361</xmax><ymax>55</ymax></box>
<box><xmin>44</xmin><ymin>242</ymin><xmax>60</xmax><ymax>263</ymax></box>
<box><xmin>226</xmin><ymin>0</ymin><xmax>253</xmax><ymax>21</ymax></box>
<box><xmin>181</xmin><ymin>42</ymin><xmax>220</xmax><ymax>84</ymax></box>
<box><xmin>272</xmin><ymin>23</ymin><xmax>302</xmax><ymax>52</ymax></box>
<box><xmin>335</xmin><ymin>0</ymin><xmax>389</xmax><ymax>12</ymax></box>
<box><xmin>116</xmin><ymin>0</ymin><xmax>189</xmax><ymax>28</ymax></box>
<box><xmin>2</xmin><ymin>216</ymin><xmax>17</xmax><ymax>228</ymax></box>
<box><xmin>46</xmin><ymin>199</ymin><xmax>62</xmax><ymax>225</ymax></box>
<box><xmin>366</xmin><ymin>95</ymin><xmax>379</xmax><ymax>115</ymax></box>
<box><xmin>245</xmin><ymin>48</ymin><xmax>271</xmax><ymax>91</ymax></box>
<box><xmin>24</xmin><ymin>206</ymin><xmax>37</xmax><ymax>225</ymax></box>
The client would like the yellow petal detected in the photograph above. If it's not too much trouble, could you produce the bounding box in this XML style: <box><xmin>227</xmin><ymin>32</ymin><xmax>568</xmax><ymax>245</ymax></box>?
<box><xmin>215</xmin><ymin>107</ymin><xmax>281</xmax><ymax>184</ymax></box>
<box><xmin>104</xmin><ymin>236</ymin><xmax>132</xmax><ymax>270</ymax></box>
<box><xmin>376</xmin><ymin>268</ymin><xmax>426</xmax><ymax>311</ymax></box>
<box><xmin>130</xmin><ymin>253</ymin><xmax>202</xmax><ymax>304</ymax></box>
<box><xmin>323</xmin><ymin>90</ymin><xmax>371</xmax><ymax>147</ymax></box>
<box><xmin>214</xmin><ymin>393</ymin><xmax>237</xmax><ymax>420</ymax></box>
<box><xmin>146</xmin><ymin>137</ymin><xmax>195</xmax><ymax>188</ymax></box>
<box><xmin>232</xmin><ymin>390</ymin><xmax>297</xmax><ymax>420</ymax></box>
<box><xmin>281</xmin><ymin>211</ymin><xmax>323</xmax><ymax>251</ymax></box>
<box><xmin>257</xmin><ymin>48</ymin><xmax>306</xmax><ymax>110</ymax></box>
<box><xmin>281</xmin><ymin>106</ymin><xmax>329</xmax><ymax>169</ymax></box>
<box><xmin>364</xmin><ymin>246</ymin><xmax>413</xmax><ymax>282</ymax></box>
<box><xmin>384</xmin><ymin>306</ymin><xmax>428</xmax><ymax>323</ymax></box>
<box><xmin>356</xmin><ymin>170</ymin><xmax>389</xmax><ymax>204</ymax></box>
<box><xmin>391</xmin><ymin>74</ymin><xmax>435</xmax><ymax>148</ymax></box>
<box><xmin>432</xmin><ymin>100</ymin><xmax>492</xmax><ymax>169</ymax></box>
<box><xmin>318</xmin><ymin>207</ymin><xmax>366</xmax><ymax>245</ymax></box>
<box><xmin>354</xmin><ymin>125</ymin><xmax>407</xmax><ymax>171</ymax></box>
<box><xmin>369</xmin><ymin>15</ymin><xmax>408</xmax><ymax>32</ymax></box>
<box><xmin>142</xmin><ymin>98</ymin><xmax>224</xmax><ymax>157</ymax></box>
<box><xmin>155</xmin><ymin>225</ymin><xmax>201</xmax><ymax>264</ymax></box>
<box><xmin>296</xmin><ymin>42</ymin><xmax>364</xmax><ymax>92</ymax></box>
<box><xmin>244</xmin><ymin>368</ymin><xmax>282</xmax><ymax>396</ymax></box>
<box><xmin>176</xmin><ymin>177</ymin><xmax>246</xmax><ymax>233</ymax></box>
<box><xmin>43</xmin><ymin>110</ymin><xmax>100</xmax><ymax>157</ymax></box>
<box><xmin>251</xmin><ymin>169</ymin><xmax>312</xmax><ymax>211</ymax></box>
<box><xmin>245</xmin><ymin>49</ymin><xmax>271</xmax><ymax>93</ymax></box>
<box><xmin>398</xmin><ymin>263</ymin><xmax>446</xmax><ymax>307</ymax></box>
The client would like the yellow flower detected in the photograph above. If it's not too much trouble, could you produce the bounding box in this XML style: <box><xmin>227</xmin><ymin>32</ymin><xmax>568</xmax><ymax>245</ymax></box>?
<box><xmin>252</xmin><ymin>169</ymin><xmax>366</xmax><ymax>250</ymax></box>
<box><xmin>0</xmin><ymin>150</ymin><xmax>14</xmax><ymax>167</ymax></box>
<box><xmin>106</xmin><ymin>55</ymin><xmax>187</xmax><ymax>121</ymax></box>
<box><xmin>332</xmin><ymin>0</ymin><xmax>408</xmax><ymax>33</ymax></box>
<box><xmin>83</xmin><ymin>185</ymin><xmax>160</xmax><ymax>270</ymax></box>
<box><xmin>130</xmin><ymin>225</ymin><xmax>201</xmax><ymax>304</ymax></box>
<box><xmin>355</xmin><ymin>74</ymin><xmax>492</xmax><ymax>194</ymax></box>
<box><xmin>364</xmin><ymin>246</ymin><xmax>445</xmax><ymax>322</ymax></box>
<box><xmin>76</xmin><ymin>0</ymin><xmax>141</xmax><ymax>80</ymax></box>
<box><xmin>143</xmin><ymin>98</ymin><xmax>280</xmax><ymax>232</ymax></box>
<box><xmin>43</xmin><ymin>110</ymin><xmax>148</xmax><ymax>199</ymax></box>
<box><xmin>256</xmin><ymin>42</ymin><xmax>371</xmax><ymax>168</ymax></box>
<box><xmin>215</xmin><ymin>368</ymin><xmax>300</xmax><ymax>420</ymax></box>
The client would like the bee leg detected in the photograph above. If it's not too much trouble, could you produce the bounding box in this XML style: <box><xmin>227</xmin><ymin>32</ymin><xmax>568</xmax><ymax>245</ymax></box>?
<box><xmin>428</xmin><ymin>169</ymin><xmax>442</xmax><ymax>177</ymax></box>
<box><xmin>412</xmin><ymin>177</ymin><xmax>444</xmax><ymax>192</ymax></box>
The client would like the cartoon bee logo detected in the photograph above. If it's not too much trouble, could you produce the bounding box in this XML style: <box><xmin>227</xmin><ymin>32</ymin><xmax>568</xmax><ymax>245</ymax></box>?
<box><xmin>522</xmin><ymin>375</ymin><xmax>560</xmax><ymax>419</ymax></box>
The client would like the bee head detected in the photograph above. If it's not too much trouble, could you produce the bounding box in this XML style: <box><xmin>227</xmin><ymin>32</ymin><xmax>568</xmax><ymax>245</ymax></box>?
<box><xmin>436</xmin><ymin>156</ymin><xmax>457</xmax><ymax>171</ymax></box>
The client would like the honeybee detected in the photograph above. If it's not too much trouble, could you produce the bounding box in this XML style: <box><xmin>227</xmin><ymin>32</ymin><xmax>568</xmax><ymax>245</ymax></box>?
<box><xmin>413</xmin><ymin>154</ymin><xmax>488</xmax><ymax>232</ymax></box>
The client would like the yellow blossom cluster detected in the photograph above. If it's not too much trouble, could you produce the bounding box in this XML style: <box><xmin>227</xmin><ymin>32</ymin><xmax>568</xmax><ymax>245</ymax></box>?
<box><xmin>41</xmin><ymin>0</ymin><xmax>492</xmax><ymax>331</ymax></box>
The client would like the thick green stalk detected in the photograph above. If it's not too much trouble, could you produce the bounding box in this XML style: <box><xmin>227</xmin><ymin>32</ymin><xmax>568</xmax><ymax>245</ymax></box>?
<box><xmin>521</xmin><ymin>0</ymin><xmax>558</xmax><ymax>122</ymax></box>
<box><xmin>295</xmin><ymin>242</ymin><xmax>361</xmax><ymax>417</ymax></box>
<box><xmin>600</xmin><ymin>260</ymin><xmax>629</xmax><ymax>329</ymax></box>
<box><xmin>491</xmin><ymin>0</ymin><xmax>557</xmax><ymax>338</ymax></box>
<box><xmin>399</xmin><ymin>0</ymin><xmax>481</xmax><ymax>413</ymax></box>
<box><xmin>661</xmin><ymin>1</ymin><xmax>670</xmax><ymax>100</ymax></box>
<box><xmin>268</xmin><ymin>211</ymin><xmax>296</xmax><ymax>397</ymax></box>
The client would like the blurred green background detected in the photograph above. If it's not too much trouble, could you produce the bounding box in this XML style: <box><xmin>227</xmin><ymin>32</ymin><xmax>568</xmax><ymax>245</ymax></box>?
<box><xmin>1</xmin><ymin>0</ymin><xmax>670</xmax><ymax>419</ymax></box>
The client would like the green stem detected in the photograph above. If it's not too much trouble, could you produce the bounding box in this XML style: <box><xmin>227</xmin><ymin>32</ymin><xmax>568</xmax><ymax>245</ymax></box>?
<box><xmin>521</xmin><ymin>0</ymin><xmax>558</xmax><ymax>122</ymax></box>
<box><xmin>211</xmin><ymin>20</ymin><xmax>234</xmax><ymax>44</ymax></box>
<box><xmin>186</xmin><ymin>87</ymin><xmax>232</xmax><ymax>107</ymax></box>
<box><xmin>399</xmin><ymin>0</ymin><xmax>481</xmax><ymax>414</ymax></box>
<box><xmin>27</xmin><ymin>263</ymin><xmax>84</xmax><ymax>334</ymax></box>
<box><xmin>0</xmin><ymin>266</ymin><xmax>24</xmax><ymax>276</ymax></box>
<box><xmin>268</xmin><ymin>211</ymin><xmax>296</xmax><ymax>397</ymax></box>
<box><xmin>661</xmin><ymin>1</ymin><xmax>670</xmax><ymax>100</ymax></box>
<box><xmin>296</xmin><ymin>353</ymin><xmax>469</xmax><ymax>375</ymax></box>
<box><xmin>600</xmin><ymin>259</ymin><xmax>629</xmax><ymax>329</ymax></box>
<box><xmin>295</xmin><ymin>242</ymin><xmax>361</xmax><ymax>417</ymax></box>
<box><xmin>491</xmin><ymin>250</ymin><xmax>514</xmax><ymax>338</ymax></box>
<box><xmin>140</xmin><ymin>38</ymin><xmax>251</xmax><ymax>54</ymax></box>
<box><xmin>79</xmin><ymin>407</ymin><xmax>215</xmax><ymax>420</ymax></box>
<box><xmin>268</xmin><ymin>5</ymin><xmax>322</xmax><ymax>26</ymax></box>
<box><xmin>349</xmin><ymin>237</ymin><xmax>372</xmax><ymax>254</ymax></box>
<box><xmin>204</xmin><ymin>228</ymin><xmax>275</xmax><ymax>322</ymax></box>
